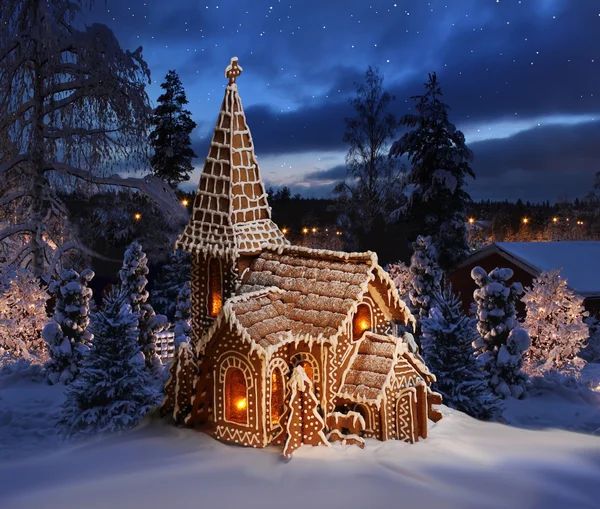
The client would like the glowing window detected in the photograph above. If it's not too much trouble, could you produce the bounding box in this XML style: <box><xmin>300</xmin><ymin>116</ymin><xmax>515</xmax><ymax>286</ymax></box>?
<box><xmin>270</xmin><ymin>368</ymin><xmax>285</xmax><ymax>426</ymax></box>
<box><xmin>209</xmin><ymin>258</ymin><xmax>222</xmax><ymax>317</ymax></box>
<box><xmin>225</xmin><ymin>368</ymin><xmax>247</xmax><ymax>424</ymax></box>
<box><xmin>353</xmin><ymin>303</ymin><xmax>372</xmax><ymax>339</ymax></box>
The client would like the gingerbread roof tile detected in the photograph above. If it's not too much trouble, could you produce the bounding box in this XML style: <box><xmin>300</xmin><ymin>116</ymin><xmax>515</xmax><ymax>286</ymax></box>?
<box><xmin>196</xmin><ymin>245</ymin><xmax>413</xmax><ymax>358</ymax></box>
<box><xmin>338</xmin><ymin>332</ymin><xmax>434</xmax><ymax>407</ymax></box>
<box><xmin>176</xmin><ymin>57</ymin><xmax>287</xmax><ymax>258</ymax></box>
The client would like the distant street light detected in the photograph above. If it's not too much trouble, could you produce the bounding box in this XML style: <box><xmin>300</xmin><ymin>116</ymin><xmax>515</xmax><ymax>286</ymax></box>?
<box><xmin>302</xmin><ymin>227</ymin><xmax>309</xmax><ymax>234</ymax></box>
<box><xmin>522</xmin><ymin>217</ymin><xmax>529</xmax><ymax>225</ymax></box>
<box><xmin>182</xmin><ymin>199</ymin><xmax>189</xmax><ymax>206</ymax></box>
<box><xmin>552</xmin><ymin>217</ymin><xmax>558</xmax><ymax>223</ymax></box>
<box><xmin>468</xmin><ymin>217</ymin><xmax>475</xmax><ymax>224</ymax></box>
<box><xmin>134</xmin><ymin>213</ymin><xmax>142</xmax><ymax>221</ymax></box>
<box><xmin>282</xmin><ymin>228</ymin><xmax>288</xmax><ymax>234</ymax></box>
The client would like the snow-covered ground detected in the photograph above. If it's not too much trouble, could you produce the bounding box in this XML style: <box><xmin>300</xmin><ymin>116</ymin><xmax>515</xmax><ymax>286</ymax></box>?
<box><xmin>2</xmin><ymin>365</ymin><xmax>600</xmax><ymax>509</ymax></box>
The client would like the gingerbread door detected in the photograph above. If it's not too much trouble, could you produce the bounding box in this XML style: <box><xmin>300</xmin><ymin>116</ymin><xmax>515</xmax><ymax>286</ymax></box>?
<box><xmin>396</xmin><ymin>387</ymin><xmax>418</xmax><ymax>443</ymax></box>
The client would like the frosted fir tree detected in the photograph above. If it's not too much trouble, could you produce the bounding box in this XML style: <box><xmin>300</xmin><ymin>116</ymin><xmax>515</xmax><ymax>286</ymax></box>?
<box><xmin>43</xmin><ymin>268</ymin><xmax>95</xmax><ymax>384</ymax></box>
<box><xmin>119</xmin><ymin>241</ymin><xmax>168</xmax><ymax>372</ymax></box>
<box><xmin>421</xmin><ymin>287</ymin><xmax>503</xmax><ymax>420</ymax></box>
<box><xmin>149</xmin><ymin>70</ymin><xmax>198</xmax><ymax>188</ymax></box>
<box><xmin>522</xmin><ymin>270</ymin><xmax>588</xmax><ymax>377</ymax></box>
<box><xmin>0</xmin><ymin>267</ymin><xmax>49</xmax><ymax>362</ymax></box>
<box><xmin>59</xmin><ymin>287</ymin><xmax>160</xmax><ymax>437</ymax></box>
<box><xmin>174</xmin><ymin>281</ymin><xmax>192</xmax><ymax>347</ymax></box>
<box><xmin>472</xmin><ymin>267</ymin><xmax>530</xmax><ymax>399</ymax></box>
<box><xmin>409</xmin><ymin>236</ymin><xmax>443</xmax><ymax>336</ymax></box>
<box><xmin>386</xmin><ymin>261</ymin><xmax>411</xmax><ymax>301</ymax></box>
<box><xmin>161</xmin><ymin>341</ymin><xmax>196</xmax><ymax>424</ymax></box>
<box><xmin>389</xmin><ymin>72</ymin><xmax>474</xmax><ymax>270</ymax></box>
<box><xmin>150</xmin><ymin>250</ymin><xmax>191</xmax><ymax>320</ymax></box>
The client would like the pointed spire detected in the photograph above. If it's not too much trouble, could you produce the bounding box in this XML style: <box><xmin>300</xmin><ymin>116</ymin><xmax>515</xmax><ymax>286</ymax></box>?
<box><xmin>176</xmin><ymin>57</ymin><xmax>287</xmax><ymax>259</ymax></box>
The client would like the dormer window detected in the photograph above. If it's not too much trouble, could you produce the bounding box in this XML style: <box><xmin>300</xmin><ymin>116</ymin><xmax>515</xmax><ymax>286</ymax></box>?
<box><xmin>353</xmin><ymin>303</ymin><xmax>372</xmax><ymax>339</ymax></box>
<box><xmin>209</xmin><ymin>257</ymin><xmax>223</xmax><ymax>317</ymax></box>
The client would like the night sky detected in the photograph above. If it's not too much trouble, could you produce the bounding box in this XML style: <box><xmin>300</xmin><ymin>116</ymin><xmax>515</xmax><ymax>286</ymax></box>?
<box><xmin>91</xmin><ymin>0</ymin><xmax>600</xmax><ymax>203</ymax></box>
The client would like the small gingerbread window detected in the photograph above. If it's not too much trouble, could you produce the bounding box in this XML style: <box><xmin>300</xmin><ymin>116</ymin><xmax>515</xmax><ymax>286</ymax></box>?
<box><xmin>270</xmin><ymin>368</ymin><xmax>285</xmax><ymax>426</ymax></box>
<box><xmin>209</xmin><ymin>257</ymin><xmax>222</xmax><ymax>317</ymax></box>
<box><xmin>225</xmin><ymin>368</ymin><xmax>247</xmax><ymax>424</ymax></box>
<box><xmin>353</xmin><ymin>303</ymin><xmax>372</xmax><ymax>339</ymax></box>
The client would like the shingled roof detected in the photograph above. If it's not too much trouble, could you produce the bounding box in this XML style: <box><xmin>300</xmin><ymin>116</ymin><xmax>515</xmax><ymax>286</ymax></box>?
<box><xmin>196</xmin><ymin>245</ymin><xmax>412</xmax><ymax>356</ymax></box>
<box><xmin>176</xmin><ymin>57</ymin><xmax>287</xmax><ymax>259</ymax></box>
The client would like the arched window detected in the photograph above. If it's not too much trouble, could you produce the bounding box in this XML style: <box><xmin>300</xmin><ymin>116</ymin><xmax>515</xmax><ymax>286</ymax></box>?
<box><xmin>270</xmin><ymin>368</ymin><xmax>285</xmax><ymax>426</ymax></box>
<box><xmin>209</xmin><ymin>258</ymin><xmax>222</xmax><ymax>317</ymax></box>
<box><xmin>353</xmin><ymin>303</ymin><xmax>372</xmax><ymax>339</ymax></box>
<box><xmin>225</xmin><ymin>368</ymin><xmax>247</xmax><ymax>424</ymax></box>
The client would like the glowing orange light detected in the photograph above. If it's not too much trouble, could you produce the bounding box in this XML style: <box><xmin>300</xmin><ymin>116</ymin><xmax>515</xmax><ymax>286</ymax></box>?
<box><xmin>522</xmin><ymin>217</ymin><xmax>529</xmax><ymax>224</ymax></box>
<box><xmin>552</xmin><ymin>217</ymin><xmax>558</xmax><ymax>223</ymax></box>
<box><xmin>468</xmin><ymin>217</ymin><xmax>475</xmax><ymax>224</ymax></box>
<box><xmin>358</xmin><ymin>319</ymin><xmax>370</xmax><ymax>331</ymax></box>
<box><xmin>302</xmin><ymin>227</ymin><xmax>309</xmax><ymax>234</ymax></box>
<box><xmin>282</xmin><ymin>228</ymin><xmax>288</xmax><ymax>234</ymax></box>
<box><xmin>182</xmin><ymin>199</ymin><xmax>189</xmax><ymax>206</ymax></box>
<box><xmin>311</xmin><ymin>227</ymin><xmax>317</xmax><ymax>233</ymax></box>
<box><xmin>134</xmin><ymin>213</ymin><xmax>142</xmax><ymax>220</ymax></box>
<box><xmin>336</xmin><ymin>231</ymin><xmax>342</xmax><ymax>236</ymax></box>
<box><xmin>236</xmin><ymin>398</ymin><xmax>247</xmax><ymax>410</ymax></box>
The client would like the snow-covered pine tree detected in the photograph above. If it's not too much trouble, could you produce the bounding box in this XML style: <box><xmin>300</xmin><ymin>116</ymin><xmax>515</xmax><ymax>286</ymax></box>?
<box><xmin>119</xmin><ymin>241</ymin><xmax>168</xmax><ymax>372</ymax></box>
<box><xmin>0</xmin><ymin>266</ymin><xmax>49</xmax><ymax>362</ymax></box>
<box><xmin>0</xmin><ymin>1</ymin><xmax>184</xmax><ymax>279</ymax></box>
<box><xmin>149</xmin><ymin>70</ymin><xmax>198</xmax><ymax>188</ymax></box>
<box><xmin>421</xmin><ymin>286</ymin><xmax>503</xmax><ymax>420</ymax></box>
<box><xmin>472</xmin><ymin>267</ymin><xmax>530</xmax><ymax>399</ymax></box>
<box><xmin>389</xmin><ymin>72</ymin><xmax>475</xmax><ymax>270</ymax></box>
<box><xmin>59</xmin><ymin>287</ymin><xmax>160</xmax><ymax>437</ymax></box>
<box><xmin>409</xmin><ymin>235</ymin><xmax>442</xmax><ymax>337</ymax></box>
<box><xmin>522</xmin><ymin>270</ymin><xmax>588</xmax><ymax>377</ymax></box>
<box><xmin>43</xmin><ymin>268</ymin><xmax>94</xmax><ymax>384</ymax></box>
<box><xmin>174</xmin><ymin>281</ymin><xmax>192</xmax><ymax>347</ymax></box>
<box><xmin>386</xmin><ymin>261</ymin><xmax>411</xmax><ymax>301</ymax></box>
<box><xmin>150</xmin><ymin>250</ymin><xmax>191</xmax><ymax>320</ymax></box>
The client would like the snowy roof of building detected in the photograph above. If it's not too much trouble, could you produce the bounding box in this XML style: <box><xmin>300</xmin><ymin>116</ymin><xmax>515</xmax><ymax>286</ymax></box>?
<box><xmin>466</xmin><ymin>242</ymin><xmax>600</xmax><ymax>297</ymax></box>
<box><xmin>338</xmin><ymin>332</ymin><xmax>434</xmax><ymax>407</ymax></box>
<box><xmin>176</xmin><ymin>57</ymin><xmax>287</xmax><ymax>258</ymax></box>
<box><xmin>196</xmin><ymin>244</ymin><xmax>413</xmax><ymax>357</ymax></box>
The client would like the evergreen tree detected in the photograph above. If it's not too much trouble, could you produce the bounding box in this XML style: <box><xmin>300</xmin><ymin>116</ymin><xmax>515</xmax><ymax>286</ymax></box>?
<box><xmin>472</xmin><ymin>267</ymin><xmax>530</xmax><ymax>399</ymax></box>
<box><xmin>0</xmin><ymin>266</ymin><xmax>49</xmax><ymax>362</ymax></box>
<box><xmin>59</xmin><ymin>287</ymin><xmax>159</xmax><ymax>437</ymax></box>
<box><xmin>386</xmin><ymin>261</ymin><xmax>411</xmax><ymax>301</ymax></box>
<box><xmin>333</xmin><ymin>66</ymin><xmax>405</xmax><ymax>252</ymax></box>
<box><xmin>119</xmin><ymin>242</ymin><xmax>168</xmax><ymax>372</ymax></box>
<box><xmin>389</xmin><ymin>72</ymin><xmax>475</xmax><ymax>270</ymax></box>
<box><xmin>421</xmin><ymin>287</ymin><xmax>503</xmax><ymax>420</ymax></box>
<box><xmin>150</xmin><ymin>250</ymin><xmax>191</xmax><ymax>320</ymax></box>
<box><xmin>522</xmin><ymin>270</ymin><xmax>588</xmax><ymax>377</ymax></box>
<box><xmin>43</xmin><ymin>268</ymin><xmax>94</xmax><ymax>384</ymax></box>
<box><xmin>408</xmin><ymin>235</ymin><xmax>442</xmax><ymax>336</ymax></box>
<box><xmin>174</xmin><ymin>281</ymin><xmax>192</xmax><ymax>347</ymax></box>
<box><xmin>149</xmin><ymin>70</ymin><xmax>198</xmax><ymax>188</ymax></box>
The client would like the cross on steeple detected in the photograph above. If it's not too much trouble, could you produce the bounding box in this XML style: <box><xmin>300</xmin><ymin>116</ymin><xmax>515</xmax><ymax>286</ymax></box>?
<box><xmin>225</xmin><ymin>57</ymin><xmax>242</xmax><ymax>84</ymax></box>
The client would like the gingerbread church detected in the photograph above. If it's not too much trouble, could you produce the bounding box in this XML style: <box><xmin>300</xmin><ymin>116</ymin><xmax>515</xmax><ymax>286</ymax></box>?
<box><xmin>161</xmin><ymin>57</ymin><xmax>442</xmax><ymax>457</ymax></box>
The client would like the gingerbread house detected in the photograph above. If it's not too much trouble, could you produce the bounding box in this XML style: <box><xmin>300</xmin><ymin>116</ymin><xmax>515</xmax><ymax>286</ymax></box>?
<box><xmin>161</xmin><ymin>57</ymin><xmax>442</xmax><ymax>457</ymax></box>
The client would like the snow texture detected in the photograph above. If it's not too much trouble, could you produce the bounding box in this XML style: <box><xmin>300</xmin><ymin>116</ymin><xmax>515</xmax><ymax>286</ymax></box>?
<box><xmin>472</xmin><ymin>266</ymin><xmax>529</xmax><ymax>399</ymax></box>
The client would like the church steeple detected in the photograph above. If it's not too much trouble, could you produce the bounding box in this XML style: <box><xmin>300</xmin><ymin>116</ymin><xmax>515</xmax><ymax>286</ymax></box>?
<box><xmin>176</xmin><ymin>57</ymin><xmax>286</xmax><ymax>260</ymax></box>
<box><xmin>176</xmin><ymin>57</ymin><xmax>287</xmax><ymax>340</ymax></box>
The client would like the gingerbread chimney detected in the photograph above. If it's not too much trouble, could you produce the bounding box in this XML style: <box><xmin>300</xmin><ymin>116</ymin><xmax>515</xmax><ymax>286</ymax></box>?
<box><xmin>176</xmin><ymin>57</ymin><xmax>287</xmax><ymax>340</ymax></box>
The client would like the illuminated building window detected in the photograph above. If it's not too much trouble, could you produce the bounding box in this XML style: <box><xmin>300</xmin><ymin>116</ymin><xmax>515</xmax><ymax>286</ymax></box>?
<box><xmin>209</xmin><ymin>258</ymin><xmax>222</xmax><ymax>317</ymax></box>
<box><xmin>270</xmin><ymin>368</ymin><xmax>285</xmax><ymax>425</ymax></box>
<box><xmin>353</xmin><ymin>303</ymin><xmax>372</xmax><ymax>339</ymax></box>
<box><xmin>225</xmin><ymin>368</ymin><xmax>247</xmax><ymax>424</ymax></box>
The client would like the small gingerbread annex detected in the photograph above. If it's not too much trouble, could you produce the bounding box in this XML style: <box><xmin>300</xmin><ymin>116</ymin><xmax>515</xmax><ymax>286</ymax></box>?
<box><xmin>160</xmin><ymin>57</ymin><xmax>442</xmax><ymax>457</ymax></box>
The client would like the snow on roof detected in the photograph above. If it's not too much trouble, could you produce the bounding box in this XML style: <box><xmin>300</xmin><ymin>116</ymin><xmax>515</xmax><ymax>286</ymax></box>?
<box><xmin>176</xmin><ymin>57</ymin><xmax>287</xmax><ymax>258</ymax></box>
<box><xmin>495</xmin><ymin>241</ymin><xmax>600</xmax><ymax>296</ymax></box>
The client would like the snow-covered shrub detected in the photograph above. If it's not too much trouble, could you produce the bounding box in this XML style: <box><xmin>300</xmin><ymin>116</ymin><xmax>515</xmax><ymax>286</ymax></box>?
<box><xmin>522</xmin><ymin>270</ymin><xmax>588</xmax><ymax>378</ymax></box>
<box><xmin>43</xmin><ymin>268</ymin><xmax>94</xmax><ymax>384</ymax></box>
<box><xmin>120</xmin><ymin>241</ymin><xmax>168</xmax><ymax>372</ymax></box>
<box><xmin>421</xmin><ymin>286</ymin><xmax>503</xmax><ymax>420</ymax></box>
<box><xmin>60</xmin><ymin>287</ymin><xmax>160</xmax><ymax>437</ymax></box>
<box><xmin>472</xmin><ymin>266</ymin><xmax>530</xmax><ymax>399</ymax></box>
<box><xmin>0</xmin><ymin>266</ymin><xmax>49</xmax><ymax>362</ymax></box>
<box><xmin>150</xmin><ymin>250</ymin><xmax>190</xmax><ymax>320</ymax></box>
<box><xmin>408</xmin><ymin>235</ymin><xmax>442</xmax><ymax>334</ymax></box>
<box><xmin>386</xmin><ymin>261</ymin><xmax>411</xmax><ymax>301</ymax></box>
<box><xmin>174</xmin><ymin>281</ymin><xmax>191</xmax><ymax>347</ymax></box>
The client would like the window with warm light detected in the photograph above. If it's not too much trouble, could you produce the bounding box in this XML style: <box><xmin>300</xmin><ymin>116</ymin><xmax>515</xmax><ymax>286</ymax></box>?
<box><xmin>225</xmin><ymin>368</ymin><xmax>248</xmax><ymax>424</ymax></box>
<box><xmin>208</xmin><ymin>258</ymin><xmax>222</xmax><ymax>317</ymax></box>
<box><xmin>353</xmin><ymin>303</ymin><xmax>372</xmax><ymax>339</ymax></box>
<box><xmin>270</xmin><ymin>368</ymin><xmax>285</xmax><ymax>425</ymax></box>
